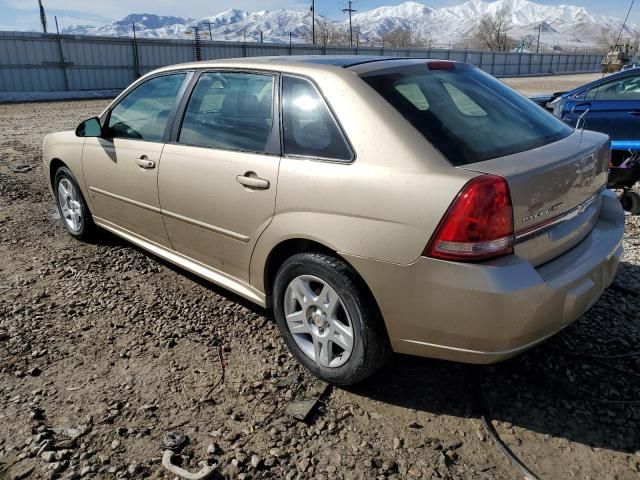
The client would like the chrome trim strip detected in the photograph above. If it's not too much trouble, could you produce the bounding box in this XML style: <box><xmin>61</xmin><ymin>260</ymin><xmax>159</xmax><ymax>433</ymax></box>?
<box><xmin>89</xmin><ymin>186</ymin><xmax>161</xmax><ymax>214</ymax></box>
<box><xmin>93</xmin><ymin>216</ymin><xmax>266</xmax><ymax>307</ymax></box>
<box><xmin>161</xmin><ymin>209</ymin><xmax>250</xmax><ymax>243</ymax></box>
<box><xmin>515</xmin><ymin>189</ymin><xmax>602</xmax><ymax>244</ymax></box>
<box><xmin>400</xmin><ymin>328</ymin><xmax>562</xmax><ymax>356</ymax></box>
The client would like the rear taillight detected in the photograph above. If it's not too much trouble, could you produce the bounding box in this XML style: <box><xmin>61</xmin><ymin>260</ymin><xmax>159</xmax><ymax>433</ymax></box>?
<box><xmin>424</xmin><ymin>175</ymin><xmax>514</xmax><ymax>262</ymax></box>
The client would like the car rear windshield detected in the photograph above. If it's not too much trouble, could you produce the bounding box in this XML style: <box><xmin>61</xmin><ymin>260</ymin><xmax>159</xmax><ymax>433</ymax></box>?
<box><xmin>361</xmin><ymin>63</ymin><xmax>573</xmax><ymax>165</ymax></box>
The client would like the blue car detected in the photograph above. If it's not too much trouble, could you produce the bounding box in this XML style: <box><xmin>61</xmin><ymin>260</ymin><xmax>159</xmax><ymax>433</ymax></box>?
<box><xmin>533</xmin><ymin>68</ymin><xmax>640</xmax><ymax>212</ymax></box>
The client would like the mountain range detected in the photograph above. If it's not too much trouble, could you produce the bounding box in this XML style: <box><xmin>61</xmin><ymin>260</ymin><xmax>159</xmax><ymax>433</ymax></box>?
<box><xmin>59</xmin><ymin>0</ymin><xmax>639</xmax><ymax>50</ymax></box>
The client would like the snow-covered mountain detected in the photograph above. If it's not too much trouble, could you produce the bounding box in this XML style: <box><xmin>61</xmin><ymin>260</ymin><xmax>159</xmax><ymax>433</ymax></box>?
<box><xmin>60</xmin><ymin>0</ymin><xmax>638</xmax><ymax>49</ymax></box>
<box><xmin>351</xmin><ymin>0</ymin><xmax>638</xmax><ymax>48</ymax></box>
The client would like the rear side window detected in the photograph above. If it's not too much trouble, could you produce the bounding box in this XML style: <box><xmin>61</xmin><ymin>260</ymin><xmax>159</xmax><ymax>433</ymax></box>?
<box><xmin>282</xmin><ymin>76</ymin><xmax>353</xmax><ymax>161</ymax></box>
<box><xmin>362</xmin><ymin>64</ymin><xmax>572</xmax><ymax>165</ymax></box>
<box><xmin>179</xmin><ymin>72</ymin><xmax>274</xmax><ymax>153</ymax></box>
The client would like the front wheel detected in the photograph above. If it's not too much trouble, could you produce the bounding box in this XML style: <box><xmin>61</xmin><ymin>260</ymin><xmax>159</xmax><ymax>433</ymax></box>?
<box><xmin>273</xmin><ymin>253</ymin><xmax>390</xmax><ymax>385</ymax></box>
<box><xmin>54</xmin><ymin>166</ymin><xmax>94</xmax><ymax>240</ymax></box>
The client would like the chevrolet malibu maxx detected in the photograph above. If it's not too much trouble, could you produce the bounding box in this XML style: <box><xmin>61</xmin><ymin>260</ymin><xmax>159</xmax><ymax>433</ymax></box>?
<box><xmin>43</xmin><ymin>57</ymin><xmax>624</xmax><ymax>385</ymax></box>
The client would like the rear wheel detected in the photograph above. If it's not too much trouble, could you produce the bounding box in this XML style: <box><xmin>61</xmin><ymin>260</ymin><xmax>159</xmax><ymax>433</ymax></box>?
<box><xmin>54</xmin><ymin>166</ymin><xmax>94</xmax><ymax>240</ymax></box>
<box><xmin>273</xmin><ymin>252</ymin><xmax>390</xmax><ymax>385</ymax></box>
<box><xmin>620</xmin><ymin>190</ymin><xmax>640</xmax><ymax>215</ymax></box>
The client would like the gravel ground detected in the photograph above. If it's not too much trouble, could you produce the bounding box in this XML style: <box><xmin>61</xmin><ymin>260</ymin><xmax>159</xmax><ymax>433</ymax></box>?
<box><xmin>501</xmin><ymin>73</ymin><xmax>603</xmax><ymax>96</ymax></box>
<box><xmin>0</xmin><ymin>98</ymin><xmax>639</xmax><ymax>480</ymax></box>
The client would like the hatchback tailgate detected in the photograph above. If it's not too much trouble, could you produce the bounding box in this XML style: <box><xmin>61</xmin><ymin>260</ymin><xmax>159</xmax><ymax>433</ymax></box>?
<box><xmin>461</xmin><ymin>130</ymin><xmax>610</xmax><ymax>266</ymax></box>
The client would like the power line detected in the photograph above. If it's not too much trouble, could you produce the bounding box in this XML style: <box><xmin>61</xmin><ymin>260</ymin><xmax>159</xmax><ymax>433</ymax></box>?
<box><xmin>615</xmin><ymin>0</ymin><xmax>635</xmax><ymax>46</ymax></box>
<box><xmin>342</xmin><ymin>1</ymin><xmax>357</xmax><ymax>47</ymax></box>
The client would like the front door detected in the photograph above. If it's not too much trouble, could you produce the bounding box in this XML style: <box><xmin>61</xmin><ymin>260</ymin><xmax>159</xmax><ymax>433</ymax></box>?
<box><xmin>158</xmin><ymin>71</ymin><xmax>280</xmax><ymax>281</ymax></box>
<box><xmin>82</xmin><ymin>72</ymin><xmax>188</xmax><ymax>247</ymax></box>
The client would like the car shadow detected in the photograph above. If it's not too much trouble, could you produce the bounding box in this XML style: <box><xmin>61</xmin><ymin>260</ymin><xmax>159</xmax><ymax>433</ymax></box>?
<box><xmin>347</xmin><ymin>259</ymin><xmax>640</xmax><ymax>454</ymax></box>
<box><xmin>90</xmin><ymin>226</ymin><xmax>640</xmax><ymax>453</ymax></box>
<box><xmin>91</xmin><ymin>228</ymin><xmax>267</xmax><ymax>316</ymax></box>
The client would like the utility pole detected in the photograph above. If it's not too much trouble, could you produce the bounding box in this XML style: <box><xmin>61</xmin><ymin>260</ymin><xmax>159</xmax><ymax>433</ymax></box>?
<box><xmin>203</xmin><ymin>22</ymin><xmax>214</xmax><ymax>41</ymax></box>
<box><xmin>311</xmin><ymin>0</ymin><xmax>315</xmax><ymax>45</ymax></box>
<box><xmin>132</xmin><ymin>22</ymin><xmax>141</xmax><ymax>78</ymax></box>
<box><xmin>342</xmin><ymin>1</ymin><xmax>357</xmax><ymax>47</ymax></box>
<box><xmin>54</xmin><ymin>16</ymin><xmax>69</xmax><ymax>90</ymax></box>
<box><xmin>536</xmin><ymin>23</ymin><xmax>542</xmax><ymax>54</ymax></box>
<box><xmin>38</xmin><ymin>0</ymin><xmax>47</xmax><ymax>33</ymax></box>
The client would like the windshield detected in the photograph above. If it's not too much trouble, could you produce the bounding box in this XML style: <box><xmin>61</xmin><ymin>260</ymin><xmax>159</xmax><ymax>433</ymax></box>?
<box><xmin>361</xmin><ymin>63</ymin><xmax>573</xmax><ymax>165</ymax></box>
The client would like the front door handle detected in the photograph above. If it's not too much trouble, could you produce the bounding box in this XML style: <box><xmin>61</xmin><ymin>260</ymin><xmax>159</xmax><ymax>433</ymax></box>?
<box><xmin>135</xmin><ymin>156</ymin><xmax>156</xmax><ymax>169</ymax></box>
<box><xmin>630</xmin><ymin>110</ymin><xmax>640</xmax><ymax>117</ymax></box>
<box><xmin>236</xmin><ymin>172</ymin><xmax>270</xmax><ymax>190</ymax></box>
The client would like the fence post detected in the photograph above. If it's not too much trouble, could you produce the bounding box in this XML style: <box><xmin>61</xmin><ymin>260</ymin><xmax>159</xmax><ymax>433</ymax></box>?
<box><xmin>540</xmin><ymin>53</ymin><xmax>544</xmax><ymax>74</ymax></box>
<box><xmin>54</xmin><ymin>16</ymin><xmax>69</xmax><ymax>91</ymax></box>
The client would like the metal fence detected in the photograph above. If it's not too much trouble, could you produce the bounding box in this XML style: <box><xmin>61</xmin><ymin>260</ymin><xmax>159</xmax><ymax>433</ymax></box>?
<box><xmin>0</xmin><ymin>31</ymin><xmax>604</xmax><ymax>93</ymax></box>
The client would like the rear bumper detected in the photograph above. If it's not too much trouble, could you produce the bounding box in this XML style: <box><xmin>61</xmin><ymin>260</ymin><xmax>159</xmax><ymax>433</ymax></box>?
<box><xmin>345</xmin><ymin>190</ymin><xmax>625</xmax><ymax>364</ymax></box>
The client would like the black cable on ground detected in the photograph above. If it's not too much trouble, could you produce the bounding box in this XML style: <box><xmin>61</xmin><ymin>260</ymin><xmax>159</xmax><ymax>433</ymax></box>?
<box><xmin>480</xmin><ymin>414</ymin><xmax>540</xmax><ymax>480</ymax></box>
<box><xmin>473</xmin><ymin>370</ymin><xmax>541</xmax><ymax>480</ymax></box>
<box><xmin>610</xmin><ymin>281</ymin><xmax>640</xmax><ymax>297</ymax></box>
<box><xmin>545</xmin><ymin>344</ymin><xmax>640</xmax><ymax>359</ymax></box>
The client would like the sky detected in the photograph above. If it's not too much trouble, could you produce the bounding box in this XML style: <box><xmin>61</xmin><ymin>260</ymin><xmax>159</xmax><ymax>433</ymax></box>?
<box><xmin>0</xmin><ymin>0</ymin><xmax>638</xmax><ymax>31</ymax></box>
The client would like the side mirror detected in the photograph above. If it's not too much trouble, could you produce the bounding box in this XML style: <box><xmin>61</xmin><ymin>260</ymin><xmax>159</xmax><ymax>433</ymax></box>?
<box><xmin>75</xmin><ymin>117</ymin><xmax>102</xmax><ymax>137</ymax></box>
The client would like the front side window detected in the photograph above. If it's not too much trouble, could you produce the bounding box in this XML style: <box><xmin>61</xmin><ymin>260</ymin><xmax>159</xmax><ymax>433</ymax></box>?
<box><xmin>591</xmin><ymin>74</ymin><xmax>640</xmax><ymax>101</ymax></box>
<box><xmin>179</xmin><ymin>72</ymin><xmax>274</xmax><ymax>153</ymax></box>
<box><xmin>108</xmin><ymin>73</ymin><xmax>186</xmax><ymax>142</ymax></box>
<box><xmin>282</xmin><ymin>76</ymin><xmax>353</xmax><ymax>161</ymax></box>
<box><xmin>362</xmin><ymin>63</ymin><xmax>572</xmax><ymax>165</ymax></box>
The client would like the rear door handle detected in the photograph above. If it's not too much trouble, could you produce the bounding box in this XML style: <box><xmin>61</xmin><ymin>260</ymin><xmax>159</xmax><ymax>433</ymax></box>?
<box><xmin>135</xmin><ymin>155</ymin><xmax>156</xmax><ymax>169</ymax></box>
<box><xmin>236</xmin><ymin>172</ymin><xmax>270</xmax><ymax>190</ymax></box>
<box><xmin>630</xmin><ymin>110</ymin><xmax>640</xmax><ymax>117</ymax></box>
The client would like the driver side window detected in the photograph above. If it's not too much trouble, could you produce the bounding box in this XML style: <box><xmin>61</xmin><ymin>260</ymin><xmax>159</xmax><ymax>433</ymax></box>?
<box><xmin>590</xmin><ymin>74</ymin><xmax>640</xmax><ymax>101</ymax></box>
<box><xmin>107</xmin><ymin>73</ymin><xmax>186</xmax><ymax>142</ymax></box>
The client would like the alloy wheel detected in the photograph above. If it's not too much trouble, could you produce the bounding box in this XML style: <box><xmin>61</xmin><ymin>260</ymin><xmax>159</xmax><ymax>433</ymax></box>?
<box><xmin>283</xmin><ymin>275</ymin><xmax>354</xmax><ymax>368</ymax></box>
<box><xmin>57</xmin><ymin>178</ymin><xmax>83</xmax><ymax>233</ymax></box>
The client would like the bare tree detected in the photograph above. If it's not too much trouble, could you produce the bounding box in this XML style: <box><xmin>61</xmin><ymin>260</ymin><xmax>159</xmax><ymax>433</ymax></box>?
<box><xmin>470</xmin><ymin>6</ymin><xmax>513</xmax><ymax>51</ymax></box>
<box><xmin>306</xmin><ymin>18</ymin><xmax>351</xmax><ymax>46</ymax></box>
<box><xmin>309</xmin><ymin>17</ymin><xmax>349</xmax><ymax>47</ymax></box>
<box><xmin>383</xmin><ymin>27</ymin><xmax>412</xmax><ymax>48</ymax></box>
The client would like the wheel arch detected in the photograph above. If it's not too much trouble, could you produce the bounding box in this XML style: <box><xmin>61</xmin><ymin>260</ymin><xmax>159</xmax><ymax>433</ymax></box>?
<box><xmin>49</xmin><ymin>158</ymin><xmax>67</xmax><ymax>188</ymax></box>
<box><xmin>261</xmin><ymin>238</ymin><xmax>382</xmax><ymax>319</ymax></box>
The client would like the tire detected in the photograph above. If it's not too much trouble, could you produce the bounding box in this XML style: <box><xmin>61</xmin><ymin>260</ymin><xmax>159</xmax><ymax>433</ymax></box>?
<box><xmin>53</xmin><ymin>166</ymin><xmax>94</xmax><ymax>240</ymax></box>
<box><xmin>626</xmin><ymin>192</ymin><xmax>640</xmax><ymax>215</ymax></box>
<box><xmin>620</xmin><ymin>190</ymin><xmax>640</xmax><ymax>215</ymax></box>
<box><xmin>273</xmin><ymin>252</ymin><xmax>391</xmax><ymax>385</ymax></box>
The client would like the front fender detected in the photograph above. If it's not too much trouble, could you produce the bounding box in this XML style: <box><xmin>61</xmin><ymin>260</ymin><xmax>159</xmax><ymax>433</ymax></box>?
<box><xmin>42</xmin><ymin>131</ymin><xmax>89</xmax><ymax>203</ymax></box>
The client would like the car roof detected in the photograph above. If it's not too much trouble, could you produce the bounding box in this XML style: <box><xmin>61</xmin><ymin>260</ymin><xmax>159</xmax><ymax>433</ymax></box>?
<box><xmin>259</xmin><ymin>55</ymin><xmax>401</xmax><ymax>67</ymax></box>
<box><xmin>154</xmin><ymin>55</ymin><xmax>437</xmax><ymax>75</ymax></box>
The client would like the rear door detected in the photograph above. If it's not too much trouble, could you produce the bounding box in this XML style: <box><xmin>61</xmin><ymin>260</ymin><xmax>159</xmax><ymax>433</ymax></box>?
<box><xmin>563</xmin><ymin>72</ymin><xmax>640</xmax><ymax>141</ymax></box>
<box><xmin>158</xmin><ymin>70</ymin><xmax>280</xmax><ymax>282</ymax></box>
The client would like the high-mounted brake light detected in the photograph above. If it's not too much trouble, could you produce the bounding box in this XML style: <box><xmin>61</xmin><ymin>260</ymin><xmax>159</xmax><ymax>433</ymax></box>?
<box><xmin>427</xmin><ymin>61</ymin><xmax>455</xmax><ymax>71</ymax></box>
<box><xmin>424</xmin><ymin>175</ymin><xmax>514</xmax><ymax>262</ymax></box>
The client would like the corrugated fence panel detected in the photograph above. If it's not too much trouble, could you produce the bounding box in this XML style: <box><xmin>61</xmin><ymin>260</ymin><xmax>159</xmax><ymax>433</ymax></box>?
<box><xmin>0</xmin><ymin>31</ymin><xmax>605</xmax><ymax>93</ymax></box>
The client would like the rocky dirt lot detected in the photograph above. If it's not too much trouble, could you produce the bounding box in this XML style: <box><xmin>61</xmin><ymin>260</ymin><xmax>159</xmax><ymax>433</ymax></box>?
<box><xmin>501</xmin><ymin>73</ymin><xmax>603</xmax><ymax>96</ymax></box>
<box><xmin>0</xmin><ymin>99</ymin><xmax>639</xmax><ymax>480</ymax></box>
